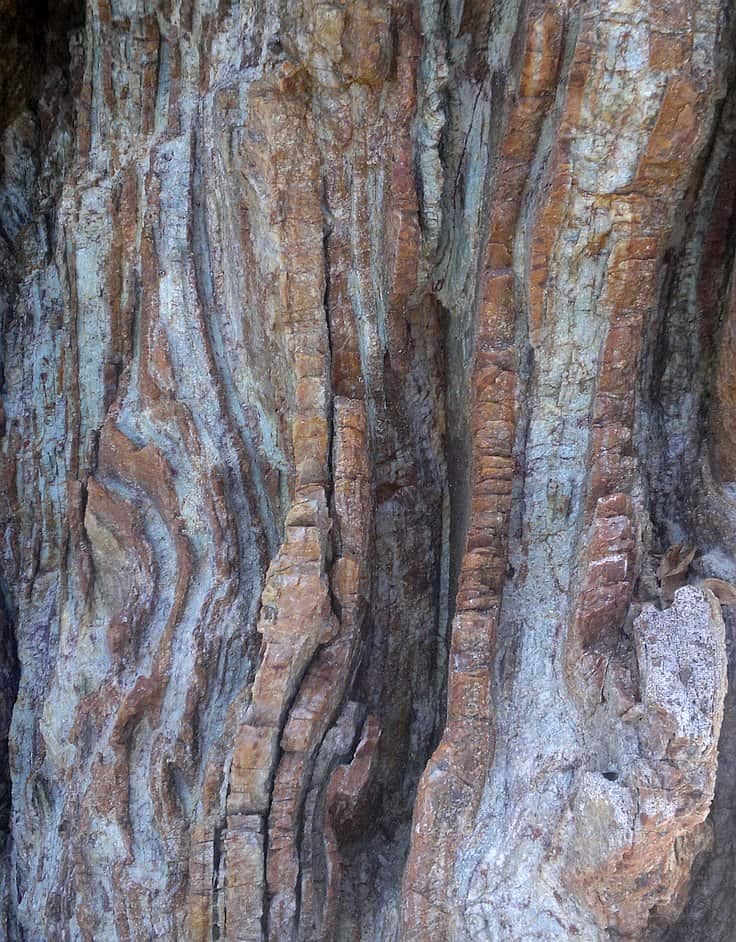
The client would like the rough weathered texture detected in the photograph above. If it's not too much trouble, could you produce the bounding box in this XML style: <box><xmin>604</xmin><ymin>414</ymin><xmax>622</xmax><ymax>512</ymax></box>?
<box><xmin>1</xmin><ymin>1</ymin><xmax>736</xmax><ymax>940</ymax></box>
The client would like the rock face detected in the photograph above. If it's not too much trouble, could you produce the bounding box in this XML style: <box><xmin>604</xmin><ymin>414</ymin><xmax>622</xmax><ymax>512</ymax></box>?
<box><xmin>1</xmin><ymin>0</ymin><xmax>735</xmax><ymax>939</ymax></box>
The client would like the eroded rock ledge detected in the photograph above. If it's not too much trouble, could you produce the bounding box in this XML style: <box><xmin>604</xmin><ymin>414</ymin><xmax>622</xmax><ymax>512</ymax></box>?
<box><xmin>1</xmin><ymin>0</ymin><xmax>736</xmax><ymax>940</ymax></box>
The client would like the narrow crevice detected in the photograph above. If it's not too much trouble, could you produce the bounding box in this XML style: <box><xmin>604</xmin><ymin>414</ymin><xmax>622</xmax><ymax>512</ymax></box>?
<box><xmin>320</xmin><ymin>168</ymin><xmax>337</xmax><ymax>532</ymax></box>
<box><xmin>0</xmin><ymin>589</ymin><xmax>18</xmax><ymax>848</ymax></box>
<box><xmin>0</xmin><ymin>585</ymin><xmax>19</xmax><ymax>942</ymax></box>
<box><xmin>211</xmin><ymin>821</ymin><xmax>225</xmax><ymax>941</ymax></box>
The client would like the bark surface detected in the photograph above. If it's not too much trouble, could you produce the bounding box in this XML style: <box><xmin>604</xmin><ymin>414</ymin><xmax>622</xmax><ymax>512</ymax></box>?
<box><xmin>1</xmin><ymin>1</ymin><xmax>736</xmax><ymax>940</ymax></box>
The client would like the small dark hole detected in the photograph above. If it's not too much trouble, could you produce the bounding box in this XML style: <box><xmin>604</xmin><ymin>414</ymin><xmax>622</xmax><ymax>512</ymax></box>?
<box><xmin>602</xmin><ymin>771</ymin><xmax>618</xmax><ymax>782</ymax></box>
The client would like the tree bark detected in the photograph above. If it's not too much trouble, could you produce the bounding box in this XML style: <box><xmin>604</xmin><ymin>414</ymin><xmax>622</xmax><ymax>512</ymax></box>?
<box><xmin>1</xmin><ymin>1</ymin><xmax>735</xmax><ymax>939</ymax></box>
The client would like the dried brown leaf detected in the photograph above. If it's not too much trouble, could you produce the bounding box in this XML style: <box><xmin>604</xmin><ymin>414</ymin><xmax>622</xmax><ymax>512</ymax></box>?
<box><xmin>700</xmin><ymin>578</ymin><xmax>736</xmax><ymax>605</ymax></box>
<box><xmin>658</xmin><ymin>544</ymin><xmax>696</xmax><ymax>583</ymax></box>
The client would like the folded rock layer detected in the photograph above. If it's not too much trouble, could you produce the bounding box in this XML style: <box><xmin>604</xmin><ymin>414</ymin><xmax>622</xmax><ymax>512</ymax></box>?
<box><xmin>1</xmin><ymin>0</ymin><xmax>735</xmax><ymax>939</ymax></box>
